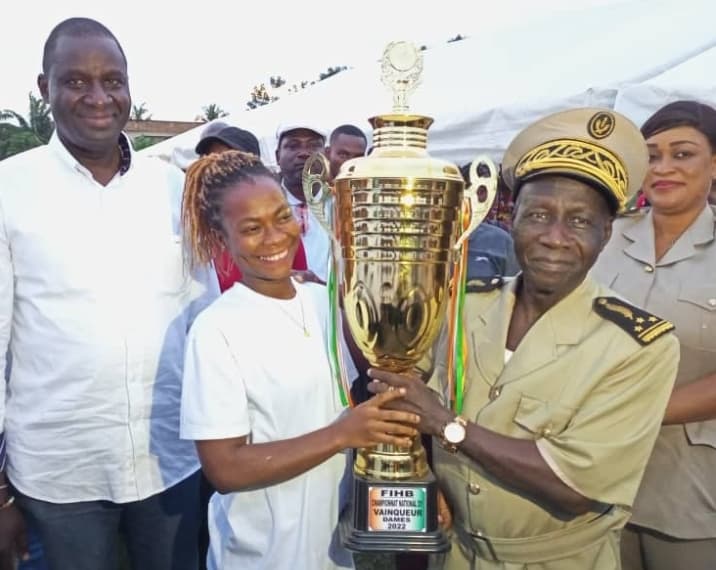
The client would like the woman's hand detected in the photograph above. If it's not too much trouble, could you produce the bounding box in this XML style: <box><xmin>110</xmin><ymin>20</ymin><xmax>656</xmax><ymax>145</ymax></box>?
<box><xmin>334</xmin><ymin>389</ymin><xmax>420</xmax><ymax>449</ymax></box>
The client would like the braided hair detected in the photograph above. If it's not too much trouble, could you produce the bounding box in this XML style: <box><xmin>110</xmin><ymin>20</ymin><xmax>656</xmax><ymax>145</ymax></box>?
<box><xmin>182</xmin><ymin>150</ymin><xmax>275</xmax><ymax>269</ymax></box>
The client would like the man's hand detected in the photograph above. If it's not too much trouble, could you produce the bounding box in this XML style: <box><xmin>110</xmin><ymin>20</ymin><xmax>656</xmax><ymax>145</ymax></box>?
<box><xmin>367</xmin><ymin>368</ymin><xmax>453</xmax><ymax>436</ymax></box>
<box><xmin>0</xmin><ymin>503</ymin><xmax>28</xmax><ymax>564</ymax></box>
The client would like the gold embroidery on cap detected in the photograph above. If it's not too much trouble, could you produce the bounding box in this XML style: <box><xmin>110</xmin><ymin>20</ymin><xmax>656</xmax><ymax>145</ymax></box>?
<box><xmin>514</xmin><ymin>139</ymin><xmax>628</xmax><ymax>208</ymax></box>
<box><xmin>587</xmin><ymin>112</ymin><xmax>616</xmax><ymax>139</ymax></box>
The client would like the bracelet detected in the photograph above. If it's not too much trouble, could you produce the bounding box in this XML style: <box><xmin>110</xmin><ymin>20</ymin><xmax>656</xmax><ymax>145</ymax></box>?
<box><xmin>0</xmin><ymin>496</ymin><xmax>14</xmax><ymax>510</ymax></box>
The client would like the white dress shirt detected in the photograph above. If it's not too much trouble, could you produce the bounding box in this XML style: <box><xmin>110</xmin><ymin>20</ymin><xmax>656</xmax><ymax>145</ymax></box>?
<box><xmin>0</xmin><ymin>134</ymin><xmax>219</xmax><ymax>503</ymax></box>
<box><xmin>282</xmin><ymin>181</ymin><xmax>331</xmax><ymax>282</ymax></box>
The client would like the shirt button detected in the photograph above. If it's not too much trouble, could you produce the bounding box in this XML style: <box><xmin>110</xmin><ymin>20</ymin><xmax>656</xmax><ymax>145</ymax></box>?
<box><xmin>489</xmin><ymin>386</ymin><xmax>502</xmax><ymax>400</ymax></box>
<box><xmin>468</xmin><ymin>483</ymin><xmax>481</xmax><ymax>495</ymax></box>
<box><xmin>644</xmin><ymin>264</ymin><xmax>654</xmax><ymax>273</ymax></box>
<box><xmin>708</xmin><ymin>298</ymin><xmax>716</xmax><ymax>307</ymax></box>
<box><xmin>541</xmin><ymin>426</ymin><xmax>553</xmax><ymax>438</ymax></box>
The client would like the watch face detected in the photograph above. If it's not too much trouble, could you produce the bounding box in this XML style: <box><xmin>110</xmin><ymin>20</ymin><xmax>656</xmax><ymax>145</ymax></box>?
<box><xmin>444</xmin><ymin>422</ymin><xmax>466</xmax><ymax>444</ymax></box>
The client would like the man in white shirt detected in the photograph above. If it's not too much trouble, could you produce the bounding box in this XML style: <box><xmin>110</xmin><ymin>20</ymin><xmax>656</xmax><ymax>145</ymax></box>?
<box><xmin>0</xmin><ymin>17</ymin><xmax>217</xmax><ymax>570</ymax></box>
<box><xmin>276</xmin><ymin>123</ymin><xmax>332</xmax><ymax>281</ymax></box>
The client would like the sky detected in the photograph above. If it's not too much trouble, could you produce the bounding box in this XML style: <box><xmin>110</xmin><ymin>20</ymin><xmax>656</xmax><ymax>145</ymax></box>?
<box><xmin>1</xmin><ymin>0</ymin><xmax>628</xmax><ymax>122</ymax></box>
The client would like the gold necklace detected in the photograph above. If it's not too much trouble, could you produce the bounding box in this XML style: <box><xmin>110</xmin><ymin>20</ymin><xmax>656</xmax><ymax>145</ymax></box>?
<box><xmin>274</xmin><ymin>291</ymin><xmax>310</xmax><ymax>337</ymax></box>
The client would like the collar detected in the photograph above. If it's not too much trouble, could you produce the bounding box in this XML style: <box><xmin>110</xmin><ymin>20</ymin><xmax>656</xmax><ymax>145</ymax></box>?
<box><xmin>281</xmin><ymin>179</ymin><xmax>305</xmax><ymax>205</ymax></box>
<box><xmin>623</xmin><ymin>205</ymin><xmax>715</xmax><ymax>265</ymax></box>
<box><xmin>502</xmin><ymin>276</ymin><xmax>596</xmax><ymax>346</ymax></box>
<box><xmin>49</xmin><ymin>132</ymin><xmax>133</xmax><ymax>179</ymax></box>
<box><xmin>471</xmin><ymin>276</ymin><xmax>597</xmax><ymax>385</ymax></box>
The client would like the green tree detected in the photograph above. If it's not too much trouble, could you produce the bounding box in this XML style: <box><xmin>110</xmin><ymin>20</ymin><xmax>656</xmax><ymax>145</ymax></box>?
<box><xmin>198</xmin><ymin>103</ymin><xmax>228</xmax><ymax>122</ymax></box>
<box><xmin>130</xmin><ymin>102</ymin><xmax>152</xmax><ymax>121</ymax></box>
<box><xmin>0</xmin><ymin>92</ymin><xmax>54</xmax><ymax>160</ymax></box>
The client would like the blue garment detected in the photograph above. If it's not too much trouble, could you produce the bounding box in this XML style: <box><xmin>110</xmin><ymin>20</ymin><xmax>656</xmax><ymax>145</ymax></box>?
<box><xmin>466</xmin><ymin>222</ymin><xmax>519</xmax><ymax>279</ymax></box>
<box><xmin>17</xmin><ymin>526</ymin><xmax>47</xmax><ymax>570</ymax></box>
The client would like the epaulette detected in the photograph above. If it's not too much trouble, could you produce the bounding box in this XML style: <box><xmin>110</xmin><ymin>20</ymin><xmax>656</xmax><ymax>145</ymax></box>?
<box><xmin>466</xmin><ymin>276</ymin><xmax>504</xmax><ymax>293</ymax></box>
<box><xmin>593</xmin><ymin>297</ymin><xmax>674</xmax><ymax>345</ymax></box>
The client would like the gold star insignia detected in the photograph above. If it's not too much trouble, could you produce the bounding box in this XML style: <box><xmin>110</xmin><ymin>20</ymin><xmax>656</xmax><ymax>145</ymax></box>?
<box><xmin>634</xmin><ymin>325</ymin><xmax>643</xmax><ymax>332</ymax></box>
<box><xmin>648</xmin><ymin>316</ymin><xmax>658</xmax><ymax>322</ymax></box>
<box><xmin>635</xmin><ymin>317</ymin><xmax>645</xmax><ymax>323</ymax></box>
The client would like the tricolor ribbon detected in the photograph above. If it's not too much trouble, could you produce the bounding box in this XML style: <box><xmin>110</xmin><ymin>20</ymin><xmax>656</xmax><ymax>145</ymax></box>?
<box><xmin>446</xmin><ymin>201</ymin><xmax>471</xmax><ymax>414</ymax></box>
<box><xmin>325</xmin><ymin>207</ymin><xmax>353</xmax><ymax>409</ymax></box>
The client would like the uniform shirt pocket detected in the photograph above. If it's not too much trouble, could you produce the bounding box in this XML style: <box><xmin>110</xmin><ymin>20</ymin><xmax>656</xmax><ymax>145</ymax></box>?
<box><xmin>513</xmin><ymin>394</ymin><xmax>577</xmax><ymax>440</ymax></box>
<box><xmin>684</xmin><ymin>419</ymin><xmax>716</xmax><ymax>450</ymax></box>
<box><xmin>677</xmin><ymin>285</ymin><xmax>716</xmax><ymax>351</ymax></box>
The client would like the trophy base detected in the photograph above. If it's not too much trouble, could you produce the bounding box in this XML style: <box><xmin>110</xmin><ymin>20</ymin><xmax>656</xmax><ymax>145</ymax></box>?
<box><xmin>341</xmin><ymin>471</ymin><xmax>450</xmax><ymax>553</ymax></box>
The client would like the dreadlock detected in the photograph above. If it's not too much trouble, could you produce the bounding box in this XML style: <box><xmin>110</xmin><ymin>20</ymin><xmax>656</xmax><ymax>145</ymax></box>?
<box><xmin>182</xmin><ymin>150</ymin><xmax>274</xmax><ymax>269</ymax></box>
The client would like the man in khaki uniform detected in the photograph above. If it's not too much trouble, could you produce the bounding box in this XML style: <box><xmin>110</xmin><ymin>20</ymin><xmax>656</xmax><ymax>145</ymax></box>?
<box><xmin>369</xmin><ymin>108</ymin><xmax>680</xmax><ymax>569</ymax></box>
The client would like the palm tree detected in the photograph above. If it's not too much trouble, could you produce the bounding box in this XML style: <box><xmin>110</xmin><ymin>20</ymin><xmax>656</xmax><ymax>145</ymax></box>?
<box><xmin>0</xmin><ymin>92</ymin><xmax>54</xmax><ymax>160</ymax></box>
<box><xmin>130</xmin><ymin>102</ymin><xmax>152</xmax><ymax>121</ymax></box>
<box><xmin>198</xmin><ymin>103</ymin><xmax>228</xmax><ymax>122</ymax></box>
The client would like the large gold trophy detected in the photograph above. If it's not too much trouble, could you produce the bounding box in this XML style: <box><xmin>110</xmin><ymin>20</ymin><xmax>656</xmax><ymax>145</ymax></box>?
<box><xmin>303</xmin><ymin>41</ymin><xmax>497</xmax><ymax>552</ymax></box>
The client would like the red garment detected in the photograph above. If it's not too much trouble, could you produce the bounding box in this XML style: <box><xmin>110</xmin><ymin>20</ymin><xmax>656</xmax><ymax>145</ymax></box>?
<box><xmin>214</xmin><ymin>240</ymin><xmax>308</xmax><ymax>292</ymax></box>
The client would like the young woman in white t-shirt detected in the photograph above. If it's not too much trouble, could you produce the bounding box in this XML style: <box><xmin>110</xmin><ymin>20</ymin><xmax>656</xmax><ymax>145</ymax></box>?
<box><xmin>179</xmin><ymin>151</ymin><xmax>419</xmax><ymax>570</ymax></box>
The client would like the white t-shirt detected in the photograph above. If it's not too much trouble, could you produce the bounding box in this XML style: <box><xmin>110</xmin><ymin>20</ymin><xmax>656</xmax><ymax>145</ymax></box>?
<box><xmin>181</xmin><ymin>280</ymin><xmax>355</xmax><ymax>570</ymax></box>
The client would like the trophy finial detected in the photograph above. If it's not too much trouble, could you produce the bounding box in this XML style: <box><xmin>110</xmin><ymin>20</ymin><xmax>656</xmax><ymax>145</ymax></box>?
<box><xmin>381</xmin><ymin>41</ymin><xmax>423</xmax><ymax>113</ymax></box>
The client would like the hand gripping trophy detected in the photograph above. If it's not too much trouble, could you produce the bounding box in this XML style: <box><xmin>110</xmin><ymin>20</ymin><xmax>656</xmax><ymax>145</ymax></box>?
<box><xmin>303</xmin><ymin>41</ymin><xmax>497</xmax><ymax>553</ymax></box>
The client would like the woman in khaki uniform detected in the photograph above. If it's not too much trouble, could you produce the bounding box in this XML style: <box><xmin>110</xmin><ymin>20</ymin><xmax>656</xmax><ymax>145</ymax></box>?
<box><xmin>591</xmin><ymin>100</ymin><xmax>716</xmax><ymax>570</ymax></box>
<box><xmin>368</xmin><ymin>108</ymin><xmax>680</xmax><ymax>569</ymax></box>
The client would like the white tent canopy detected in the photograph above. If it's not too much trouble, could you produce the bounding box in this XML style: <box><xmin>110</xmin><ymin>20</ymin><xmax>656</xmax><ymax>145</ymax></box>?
<box><xmin>615</xmin><ymin>45</ymin><xmax>716</xmax><ymax>125</ymax></box>
<box><xmin>144</xmin><ymin>0</ymin><xmax>716</xmax><ymax>169</ymax></box>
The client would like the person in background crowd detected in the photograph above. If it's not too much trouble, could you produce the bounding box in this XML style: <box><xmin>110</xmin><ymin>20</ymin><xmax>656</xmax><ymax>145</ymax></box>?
<box><xmin>179</xmin><ymin>150</ymin><xmax>420</xmax><ymax>570</ymax></box>
<box><xmin>592</xmin><ymin>100</ymin><xmax>716</xmax><ymax>570</ymax></box>
<box><xmin>276</xmin><ymin>123</ymin><xmax>331</xmax><ymax>281</ymax></box>
<box><xmin>370</xmin><ymin>108</ymin><xmax>679</xmax><ymax>570</ymax></box>
<box><xmin>0</xmin><ymin>17</ymin><xmax>218</xmax><ymax>570</ymax></box>
<box><xmin>325</xmin><ymin>124</ymin><xmax>367</xmax><ymax>181</ymax></box>
<box><xmin>195</xmin><ymin>125</ymin><xmax>261</xmax><ymax>158</ymax></box>
<box><xmin>194</xmin><ymin>124</ymin><xmax>308</xmax><ymax>291</ymax></box>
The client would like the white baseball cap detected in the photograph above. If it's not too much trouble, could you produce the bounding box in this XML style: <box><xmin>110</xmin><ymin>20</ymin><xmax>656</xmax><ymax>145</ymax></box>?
<box><xmin>275</xmin><ymin>123</ymin><xmax>327</xmax><ymax>144</ymax></box>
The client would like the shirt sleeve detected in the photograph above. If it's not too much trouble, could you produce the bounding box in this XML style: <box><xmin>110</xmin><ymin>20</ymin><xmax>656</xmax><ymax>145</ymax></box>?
<box><xmin>163</xmin><ymin>161</ymin><xmax>220</xmax><ymax>328</ymax></box>
<box><xmin>536</xmin><ymin>333</ymin><xmax>679</xmax><ymax>506</ymax></box>
<box><xmin>0</xmin><ymin>198</ymin><xmax>12</xmax><ymax>433</ymax></box>
<box><xmin>180</xmin><ymin>315</ymin><xmax>250</xmax><ymax>441</ymax></box>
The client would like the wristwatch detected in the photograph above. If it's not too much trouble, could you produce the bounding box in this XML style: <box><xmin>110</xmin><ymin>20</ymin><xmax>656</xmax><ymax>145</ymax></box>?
<box><xmin>440</xmin><ymin>416</ymin><xmax>468</xmax><ymax>453</ymax></box>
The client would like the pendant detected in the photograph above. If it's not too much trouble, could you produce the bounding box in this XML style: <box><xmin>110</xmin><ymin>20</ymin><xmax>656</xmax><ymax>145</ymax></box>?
<box><xmin>304</xmin><ymin>328</ymin><xmax>310</xmax><ymax>337</ymax></box>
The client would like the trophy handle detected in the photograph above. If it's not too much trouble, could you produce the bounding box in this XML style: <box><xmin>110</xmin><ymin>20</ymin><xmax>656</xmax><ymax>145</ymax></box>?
<box><xmin>301</xmin><ymin>152</ymin><xmax>334</xmax><ymax>236</ymax></box>
<box><xmin>454</xmin><ymin>155</ymin><xmax>498</xmax><ymax>250</ymax></box>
